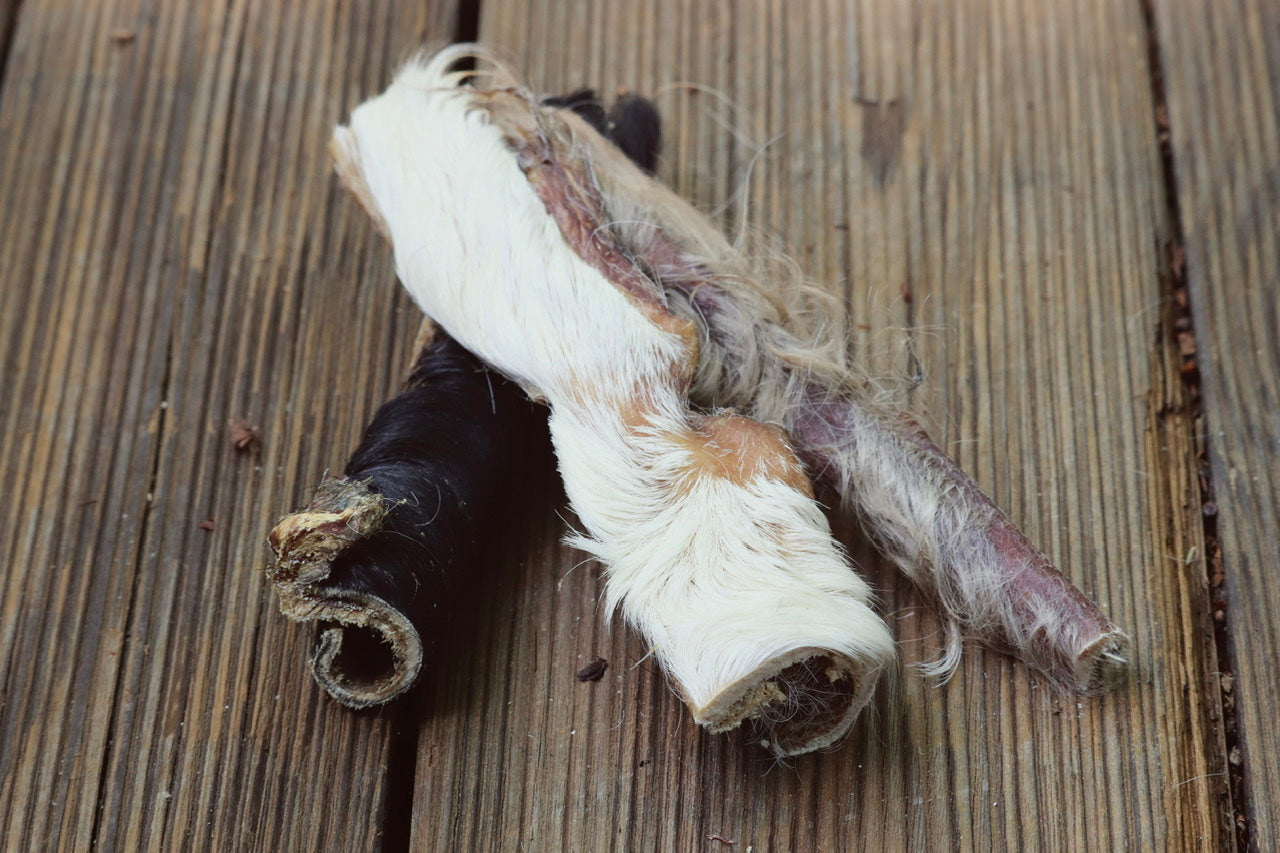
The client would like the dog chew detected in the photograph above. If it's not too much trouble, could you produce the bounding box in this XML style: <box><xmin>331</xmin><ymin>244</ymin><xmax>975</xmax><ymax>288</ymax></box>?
<box><xmin>266</xmin><ymin>321</ymin><xmax>536</xmax><ymax>707</ymax></box>
<box><xmin>537</xmin><ymin>81</ymin><xmax>1131</xmax><ymax>693</ymax></box>
<box><xmin>331</xmin><ymin>45</ymin><xmax>896</xmax><ymax>756</ymax></box>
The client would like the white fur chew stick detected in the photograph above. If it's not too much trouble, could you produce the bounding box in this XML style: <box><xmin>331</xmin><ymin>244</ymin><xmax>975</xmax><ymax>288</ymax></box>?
<box><xmin>331</xmin><ymin>45</ymin><xmax>895</xmax><ymax>756</ymax></box>
<box><xmin>545</xmin><ymin>85</ymin><xmax>1131</xmax><ymax>693</ymax></box>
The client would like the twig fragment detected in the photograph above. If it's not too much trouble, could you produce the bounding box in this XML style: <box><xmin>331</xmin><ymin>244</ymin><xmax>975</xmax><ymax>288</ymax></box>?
<box><xmin>229</xmin><ymin>419</ymin><xmax>259</xmax><ymax>453</ymax></box>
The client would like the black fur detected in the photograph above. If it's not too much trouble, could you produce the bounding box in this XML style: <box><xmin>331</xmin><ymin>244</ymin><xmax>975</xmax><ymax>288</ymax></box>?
<box><xmin>543</xmin><ymin>88</ymin><xmax>663</xmax><ymax>174</ymax></box>
<box><xmin>315</xmin><ymin>336</ymin><xmax>539</xmax><ymax>668</ymax></box>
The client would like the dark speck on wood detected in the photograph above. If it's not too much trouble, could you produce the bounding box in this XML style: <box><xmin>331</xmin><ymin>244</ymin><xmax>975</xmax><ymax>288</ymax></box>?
<box><xmin>576</xmin><ymin>658</ymin><xmax>609</xmax><ymax>682</ymax></box>
<box><xmin>856</xmin><ymin>96</ymin><xmax>907</xmax><ymax>187</ymax></box>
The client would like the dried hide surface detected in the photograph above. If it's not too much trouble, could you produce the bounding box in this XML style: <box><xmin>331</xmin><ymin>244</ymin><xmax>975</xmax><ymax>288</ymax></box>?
<box><xmin>267</xmin><ymin>323</ymin><xmax>538</xmax><ymax>707</ymax></box>
<box><xmin>331</xmin><ymin>45</ymin><xmax>896</xmax><ymax>756</ymax></box>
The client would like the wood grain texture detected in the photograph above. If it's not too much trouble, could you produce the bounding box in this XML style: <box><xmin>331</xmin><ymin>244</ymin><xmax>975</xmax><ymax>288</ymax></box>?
<box><xmin>2</xmin><ymin>0</ymin><xmax>1268</xmax><ymax>848</ymax></box>
<box><xmin>386</xmin><ymin>0</ymin><xmax>1230</xmax><ymax>849</ymax></box>
<box><xmin>1154</xmin><ymin>0</ymin><xmax>1280</xmax><ymax>846</ymax></box>
<box><xmin>0</xmin><ymin>0</ymin><xmax>452</xmax><ymax>849</ymax></box>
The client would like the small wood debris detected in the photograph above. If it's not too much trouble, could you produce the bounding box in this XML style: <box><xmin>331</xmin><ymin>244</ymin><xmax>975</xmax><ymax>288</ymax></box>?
<box><xmin>1176</xmin><ymin>330</ymin><xmax>1197</xmax><ymax>357</ymax></box>
<box><xmin>229</xmin><ymin>419</ymin><xmax>260</xmax><ymax>453</ymax></box>
<box><xmin>707</xmin><ymin>834</ymin><xmax>737</xmax><ymax>846</ymax></box>
<box><xmin>110</xmin><ymin>29</ymin><xmax>136</xmax><ymax>44</ymax></box>
<box><xmin>1170</xmin><ymin>244</ymin><xmax>1185</xmax><ymax>280</ymax></box>
<box><xmin>198</xmin><ymin>518</ymin><xmax>215</xmax><ymax>531</ymax></box>
<box><xmin>575</xmin><ymin>657</ymin><xmax>609</xmax><ymax>682</ymax></box>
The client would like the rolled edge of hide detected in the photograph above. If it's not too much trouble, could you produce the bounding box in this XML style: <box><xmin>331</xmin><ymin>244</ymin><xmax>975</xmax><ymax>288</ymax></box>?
<box><xmin>267</xmin><ymin>477</ymin><xmax>421</xmax><ymax>707</ymax></box>
<box><xmin>666</xmin><ymin>603</ymin><xmax>891</xmax><ymax>757</ymax></box>
<box><xmin>699</xmin><ymin>650</ymin><xmax>880</xmax><ymax>753</ymax></box>
<box><xmin>267</xmin><ymin>328</ymin><xmax>537</xmax><ymax>707</ymax></box>
<box><xmin>599</xmin><ymin>500</ymin><xmax>894</xmax><ymax>757</ymax></box>
<box><xmin>330</xmin><ymin>45</ymin><xmax>896</xmax><ymax>754</ymax></box>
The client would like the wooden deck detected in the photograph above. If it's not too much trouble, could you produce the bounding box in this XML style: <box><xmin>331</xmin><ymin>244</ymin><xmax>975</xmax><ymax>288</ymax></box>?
<box><xmin>2</xmin><ymin>1</ymin><xmax>1276</xmax><ymax>849</ymax></box>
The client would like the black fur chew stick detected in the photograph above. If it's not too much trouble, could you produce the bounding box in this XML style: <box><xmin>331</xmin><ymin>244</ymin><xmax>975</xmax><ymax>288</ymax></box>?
<box><xmin>267</xmin><ymin>324</ymin><xmax>537</xmax><ymax>707</ymax></box>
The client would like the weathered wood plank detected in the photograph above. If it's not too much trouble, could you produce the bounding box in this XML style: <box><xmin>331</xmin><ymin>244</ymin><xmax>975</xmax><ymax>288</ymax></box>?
<box><xmin>0</xmin><ymin>0</ymin><xmax>453</xmax><ymax>848</ymax></box>
<box><xmin>383</xmin><ymin>1</ymin><xmax>1228</xmax><ymax>849</ymax></box>
<box><xmin>0</xmin><ymin>3</ymin><xmax>196</xmax><ymax>846</ymax></box>
<box><xmin>1154</xmin><ymin>0</ymin><xmax>1280</xmax><ymax>845</ymax></box>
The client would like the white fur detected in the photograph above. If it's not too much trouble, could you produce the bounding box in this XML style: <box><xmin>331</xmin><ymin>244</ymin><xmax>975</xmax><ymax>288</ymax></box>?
<box><xmin>333</xmin><ymin>54</ymin><xmax>682</xmax><ymax>402</ymax></box>
<box><xmin>333</xmin><ymin>45</ymin><xmax>895</xmax><ymax>754</ymax></box>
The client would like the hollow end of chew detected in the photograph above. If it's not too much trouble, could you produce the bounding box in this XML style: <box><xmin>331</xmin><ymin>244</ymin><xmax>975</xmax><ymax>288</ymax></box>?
<box><xmin>1071</xmin><ymin>629</ymin><xmax>1132</xmax><ymax>695</ymax></box>
<box><xmin>310</xmin><ymin>614</ymin><xmax>424</xmax><ymax>709</ymax></box>
<box><xmin>691</xmin><ymin>647</ymin><xmax>885</xmax><ymax>758</ymax></box>
<box><xmin>266</xmin><ymin>477</ymin><xmax>424</xmax><ymax>707</ymax></box>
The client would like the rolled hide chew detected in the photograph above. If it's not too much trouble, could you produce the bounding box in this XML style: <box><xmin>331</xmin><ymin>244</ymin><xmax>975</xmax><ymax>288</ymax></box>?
<box><xmin>537</xmin><ymin>83</ymin><xmax>1130</xmax><ymax>693</ymax></box>
<box><xmin>267</xmin><ymin>320</ymin><xmax>537</xmax><ymax>707</ymax></box>
<box><xmin>331</xmin><ymin>45</ymin><xmax>895</xmax><ymax>756</ymax></box>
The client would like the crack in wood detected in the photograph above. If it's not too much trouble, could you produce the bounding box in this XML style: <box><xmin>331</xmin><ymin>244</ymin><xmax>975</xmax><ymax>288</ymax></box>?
<box><xmin>1139</xmin><ymin>0</ymin><xmax>1251</xmax><ymax>847</ymax></box>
